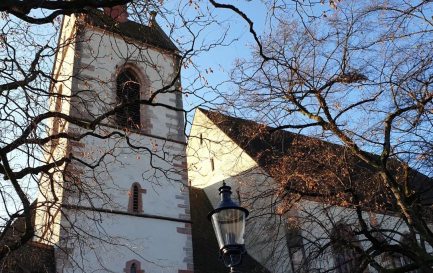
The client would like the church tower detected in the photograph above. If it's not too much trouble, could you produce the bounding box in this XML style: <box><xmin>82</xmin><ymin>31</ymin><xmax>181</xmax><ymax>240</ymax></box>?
<box><xmin>34</xmin><ymin>6</ymin><xmax>192</xmax><ymax>273</ymax></box>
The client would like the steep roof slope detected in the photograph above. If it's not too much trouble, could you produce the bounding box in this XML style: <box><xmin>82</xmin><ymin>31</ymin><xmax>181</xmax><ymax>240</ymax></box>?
<box><xmin>199</xmin><ymin>108</ymin><xmax>433</xmax><ymax>210</ymax></box>
<box><xmin>83</xmin><ymin>9</ymin><xmax>179</xmax><ymax>52</ymax></box>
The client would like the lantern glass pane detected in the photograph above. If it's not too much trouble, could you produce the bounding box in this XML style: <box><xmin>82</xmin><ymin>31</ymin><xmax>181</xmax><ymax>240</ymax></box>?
<box><xmin>211</xmin><ymin>208</ymin><xmax>246</xmax><ymax>249</ymax></box>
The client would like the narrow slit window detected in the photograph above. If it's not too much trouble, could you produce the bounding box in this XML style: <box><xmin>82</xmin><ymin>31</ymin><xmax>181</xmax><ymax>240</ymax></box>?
<box><xmin>128</xmin><ymin>183</ymin><xmax>144</xmax><ymax>214</ymax></box>
<box><xmin>51</xmin><ymin>85</ymin><xmax>64</xmax><ymax>147</ymax></box>
<box><xmin>200</xmin><ymin>133</ymin><xmax>203</xmax><ymax>145</ymax></box>
<box><xmin>52</xmin><ymin>85</ymin><xmax>63</xmax><ymax>136</ymax></box>
<box><xmin>210</xmin><ymin>158</ymin><xmax>215</xmax><ymax>171</ymax></box>
<box><xmin>236</xmin><ymin>189</ymin><xmax>241</xmax><ymax>204</ymax></box>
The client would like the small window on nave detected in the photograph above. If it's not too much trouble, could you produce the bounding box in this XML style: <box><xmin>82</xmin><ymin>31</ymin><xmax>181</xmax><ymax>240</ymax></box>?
<box><xmin>286</xmin><ymin>224</ymin><xmax>307</xmax><ymax>272</ymax></box>
<box><xmin>116</xmin><ymin>70</ymin><xmax>140</xmax><ymax>129</ymax></box>
<box><xmin>387</xmin><ymin>233</ymin><xmax>425</xmax><ymax>273</ymax></box>
<box><xmin>331</xmin><ymin>224</ymin><xmax>367</xmax><ymax>273</ymax></box>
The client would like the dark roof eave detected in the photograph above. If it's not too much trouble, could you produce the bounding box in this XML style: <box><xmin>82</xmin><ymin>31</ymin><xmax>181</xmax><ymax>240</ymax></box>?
<box><xmin>82</xmin><ymin>10</ymin><xmax>179</xmax><ymax>53</ymax></box>
<box><xmin>198</xmin><ymin>108</ymin><xmax>433</xmax><ymax>212</ymax></box>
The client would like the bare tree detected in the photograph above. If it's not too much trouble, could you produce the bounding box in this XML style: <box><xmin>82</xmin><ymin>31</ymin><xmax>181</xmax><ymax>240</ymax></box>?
<box><xmin>0</xmin><ymin>1</ymin><xmax>235</xmax><ymax>271</ymax></box>
<box><xmin>2</xmin><ymin>0</ymin><xmax>433</xmax><ymax>272</ymax></box>
<box><xmin>200</xmin><ymin>0</ymin><xmax>433</xmax><ymax>272</ymax></box>
<box><xmin>0</xmin><ymin>0</ymin><xmax>131</xmax><ymax>24</ymax></box>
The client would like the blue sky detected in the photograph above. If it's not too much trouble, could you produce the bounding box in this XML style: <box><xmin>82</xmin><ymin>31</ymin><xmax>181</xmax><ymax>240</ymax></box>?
<box><xmin>169</xmin><ymin>0</ymin><xmax>269</xmax><ymax>115</ymax></box>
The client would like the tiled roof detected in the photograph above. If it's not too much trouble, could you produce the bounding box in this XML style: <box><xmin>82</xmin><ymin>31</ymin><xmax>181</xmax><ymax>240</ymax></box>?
<box><xmin>199</xmin><ymin>108</ymin><xmax>433</xmax><ymax>210</ymax></box>
<box><xmin>83</xmin><ymin>10</ymin><xmax>179</xmax><ymax>52</ymax></box>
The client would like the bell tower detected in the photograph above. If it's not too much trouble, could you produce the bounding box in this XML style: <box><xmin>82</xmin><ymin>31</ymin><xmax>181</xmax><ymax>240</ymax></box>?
<box><xmin>34</xmin><ymin>6</ymin><xmax>192</xmax><ymax>273</ymax></box>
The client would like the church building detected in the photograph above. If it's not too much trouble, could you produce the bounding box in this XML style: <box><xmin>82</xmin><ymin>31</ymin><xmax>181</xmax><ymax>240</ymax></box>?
<box><xmin>187</xmin><ymin>108</ymin><xmax>433</xmax><ymax>273</ymax></box>
<box><xmin>3</xmin><ymin>4</ymin><xmax>432</xmax><ymax>273</ymax></box>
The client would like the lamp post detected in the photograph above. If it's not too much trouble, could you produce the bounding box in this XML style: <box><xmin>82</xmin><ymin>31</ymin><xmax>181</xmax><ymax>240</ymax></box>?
<box><xmin>208</xmin><ymin>182</ymin><xmax>249</xmax><ymax>273</ymax></box>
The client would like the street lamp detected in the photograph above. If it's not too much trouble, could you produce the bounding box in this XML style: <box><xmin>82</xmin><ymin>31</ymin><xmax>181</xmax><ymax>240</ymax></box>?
<box><xmin>208</xmin><ymin>181</ymin><xmax>249</xmax><ymax>273</ymax></box>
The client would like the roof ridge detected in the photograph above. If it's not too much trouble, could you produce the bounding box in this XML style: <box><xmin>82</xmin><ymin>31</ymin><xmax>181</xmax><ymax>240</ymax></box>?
<box><xmin>196</xmin><ymin>108</ymin><xmax>433</xmax><ymax>211</ymax></box>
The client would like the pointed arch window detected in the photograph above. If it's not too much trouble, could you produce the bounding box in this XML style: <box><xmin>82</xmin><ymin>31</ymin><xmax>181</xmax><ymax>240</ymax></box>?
<box><xmin>286</xmin><ymin>224</ymin><xmax>307</xmax><ymax>272</ymax></box>
<box><xmin>331</xmin><ymin>224</ymin><xmax>366</xmax><ymax>273</ymax></box>
<box><xmin>388</xmin><ymin>233</ymin><xmax>421</xmax><ymax>273</ymax></box>
<box><xmin>130</xmin><ymin>263</ymin><xmax>137</xmax><ymax>273</ymax></box>
<box><xmin>116</xmin><ymin>70</ymin><xmax>140</xmax><ymax>129</ymax></box>
<box><xmin>123</xmin><ymin>260</ymin><xmax>144</xmax><ymax>273</ymax></box>
<box><xmin>372</xmin><ymin>230</ymin><xmax>401</xmax><ymax>270</ymax></box>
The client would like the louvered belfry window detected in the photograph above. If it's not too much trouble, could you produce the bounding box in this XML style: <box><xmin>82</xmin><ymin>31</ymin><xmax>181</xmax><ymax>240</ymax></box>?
<box><xmin>132</xmin><ymin>184</ymin><xmax>139</xmax><ymax>213</ymax></box>
<box><xmin>116</xmin><ymin>71</ymin><xmax>140</xmax><ymax>129</ymax></box>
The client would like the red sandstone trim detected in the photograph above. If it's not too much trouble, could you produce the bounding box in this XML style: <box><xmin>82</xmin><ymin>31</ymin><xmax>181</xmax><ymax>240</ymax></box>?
<box><xmin>177</xmin><ymin>223</ymin><xmax>192</xmax><ymax>235</ymax></box>
<box><xmin>127</xmin><ymin>182</ymin><xmax>146</xmax><ymax>214</ymax></box>
<box><xmin>123</xmin><ymin>259</ymin><xmax>144</xmax><ymax>273</ymax></box>
<box><xmin>62</xmin><ymin>204</ymin><xmax>192</xmax><ymax>223</ymax></box>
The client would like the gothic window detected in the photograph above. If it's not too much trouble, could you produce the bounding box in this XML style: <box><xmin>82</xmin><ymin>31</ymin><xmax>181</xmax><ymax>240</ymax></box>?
<box><xmin>390</xmin><ymin>233</ymin><xmax>421</xmax><ymax>273</ymax></box>
<box><xmin>331</xmin><ymin>224</ymin><xmax>365</xmax><ymax>273</ymax></box>
<box><xmin>380</xmin><ymin>232</ymin><xmax>427</xmax><ymax>272</ymax></box>
<box><xmin>128</xmin><ymin>182</ymin><xmax>145</xmax><ymax>214</ymax></box>
<box><xmin>372</xmin><ymin>231</ymin><xmax>401</xmax><ymax>270</ymax></box>
<box><xmin>384</xmin><ymin>253</ymin><xmax>404</xmax><ymax>270</ymax></box>
<box><xmin>123</xmin><ymin>260</ymin><xmax>144</xmax><ymax>273</ymax></box>
<box><xmin>116</xmin><ymin>70</ymin><xmax>140</xmax><ymax>129</ymax></box>
<box><xmin>130</xmin><ymin>263</ymin><xmax>137</xmax><ymax>273</ymax></box>
<box><xmin>286</xmin><ymin>225</ymin><xmax>307</xmax><ymax>272</ymax></box>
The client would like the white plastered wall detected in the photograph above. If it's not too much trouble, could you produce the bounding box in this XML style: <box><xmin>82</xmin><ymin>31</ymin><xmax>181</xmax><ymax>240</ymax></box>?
<box><xmin>187</xmin><ymin>109</ymin><xmax>291</xmax><ymax>273</ymax></box>
<box><xmin>187</xmin><ymin>109</ymin><xmax>257</xmax><ymax>190</ymax></box>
